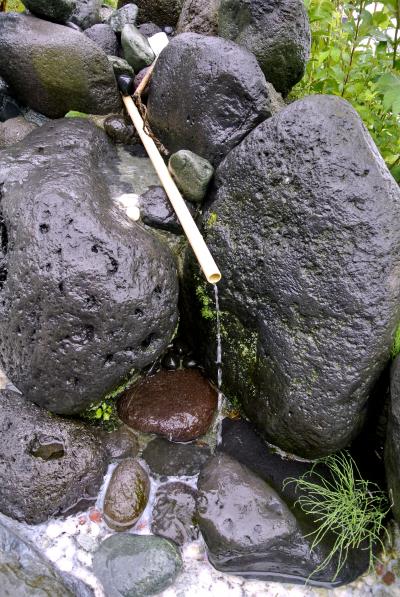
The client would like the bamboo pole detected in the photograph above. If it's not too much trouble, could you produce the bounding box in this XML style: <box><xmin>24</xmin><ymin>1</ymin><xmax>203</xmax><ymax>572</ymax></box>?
<box><xmin>122</xmin><ymin>93</ymin><xmax>221</xmax><ymax>285</ymax></box>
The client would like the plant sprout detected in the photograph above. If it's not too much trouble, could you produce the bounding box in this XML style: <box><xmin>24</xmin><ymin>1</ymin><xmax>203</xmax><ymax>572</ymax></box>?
<box><xmin>284</xmin><ymin>451</ymin><xmax>391</xmax><ymax>581</ymax></box>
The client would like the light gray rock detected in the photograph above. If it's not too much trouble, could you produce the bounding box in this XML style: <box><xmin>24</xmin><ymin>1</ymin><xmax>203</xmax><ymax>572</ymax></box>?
<box><xmin>107</xmin><ymin>55</ymin><xmax>135</xmax><ymax>78</ymax></box>
<box><xmin>71</xmin><ymin>0</ymin><xmax>102</xmax><ymax>29</ymax></box>
<box><xmin>0</xmin><ymin>117</ymin><xmax>36</xmax><ymax>149</ymax></box>
<box><xmin>109</xmin><ymin>3</ymin><xmax>138</xmax><ymax>32</ymax></box>
<box><xmin>168</xmin><ymin>149</ymin><xmax>214</xmax><ymax>202</ymax></box>
<box><xmin>177</xmin><ymin>0</ymin><xmax>219</xmax><ymax>35</ymax></box>
<box><xmin>0</xmin><ymin>13</ymin><xmax>121</xmax><ymax>119</ymax></box>
<box><xmin>121</xmin><ymin>24</ymin><xmax>155</xmax><ymax>71</ymax></box>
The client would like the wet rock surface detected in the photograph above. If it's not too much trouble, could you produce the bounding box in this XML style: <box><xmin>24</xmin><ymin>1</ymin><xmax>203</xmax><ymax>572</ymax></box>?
<box><xmin>147</xmin><ymin>32</ymin><xmax>270</xmax><ymax>164</ymax></box>
<box><xmin>139</xmin><ymin>185</ymin><xmax>186</xmax><ymax>234</ymax></box>
<box><xmin>84</xmin><ymin>23</ymin><xmax>119</xmax><ymax>54</ymax></box>
<box><xmin>108</xmin><ymin>55</ymin><xmax>134</xmax><ymax>79</ymax></box>
<box><xmin>386</xmin><ymin>356</ymin><xmax>400</xmax><ymax>522</ymax></box>
<box><xmin>197</xmin><ymin>452</ymin><xmax>369</xmax><ymax>586</ymax></box>
<box><xmin>71</xmin><ymin>0</ymin><xmax>102</xmax><ymax>29</ymax></box>
<box><xmin>142</xmin><ymin>437</ymin><xmax>211</xmax><ymax>476</ymax></box>
<box><xmin>218</xmin><ymin>0</ymin><xmax>311</xmax><ymax>96</ymax></box>
<box><xmin>103</xmin><ymin>459</ymin><xmax>150</xmax><ymax>531</ymax></box>
<box><xmin>117</xmin><ymin>369</ymin><xmax>218</xmax><ymax>441</ymax></box>
<box><xmin>177</xmin><ymin>0</ymin><xmax>220</xmax><ymax>35</ymax></box>
<box><xmin>122</xmin><ymin>24</ymin><xmax>156</xmax><ymax>71</ymax></box>
<box><xmin>109</xmin><ymin>3</ymin><xmax>138</xmax><ymax>32</ymax></box>
<box><xmin>0</xmin><ymin>116</ymin><xmax>36</xmax><ymax>149</ymax></box>
<box><xmin>152</xmin><ymin>482</ymin><xmax>198</xmax><ymax>545</ymax></box>
<box><xmin>0</xmin><ymin>118</ymin><xmax>178</xmax><ymax>414</ymax></box>
<box><xmin>193</xmin><ymin>95</ymin><xmax>400</xmax><ymax>459</ymax></box>
<box><xmin>22</xmin><ymin>0</ymin><xmax>76</xmax><ymax>23</ymax></box>
<box><xmin>93</xmin><ymin>533</ymin><xmax>183</xmax><ymax>596</ymax></box>
<box><xmin>104</xmin><ymin>114</ymin><xmax>139</xmax><ymax>144</ymax></box>
<box><xmin>101</xmin><ymin>425</ymin><xmax>139</xmax><ymax>461</ymax></box>
<box><xmin>0</xmin><ymin>513</ymin><xmax>94</xmax><ymax>597</ymax></box>
<box><xmin>0</xmin><ymin>390</ymin><xmax>107</xmax><ymax>524</ymax></box>
<box><xmin>168</xmin><ymin>150</ymin><xmax>214</xmax><ymax>203</ymax></box>
<box><xmin>128</xmin><ymin>0</ymin><xmax>184</xmax><ymax>27</ymax></box>
<box><xmin>0</xmin><ymin>13</ymin><xmax>121</xmax><ymax>118</ymax></box>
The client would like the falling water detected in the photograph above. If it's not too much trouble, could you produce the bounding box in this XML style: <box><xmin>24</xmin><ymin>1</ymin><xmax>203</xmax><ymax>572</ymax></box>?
<box><xmin>214</xmin><ymin>283</ymin><xmax>224</xmax><ymax>445</ymax></box>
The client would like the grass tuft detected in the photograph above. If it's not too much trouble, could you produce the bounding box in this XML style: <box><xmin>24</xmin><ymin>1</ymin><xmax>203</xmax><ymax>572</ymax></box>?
<box><xmin>284</xmin><ymin>451</ymin><xmax>391</xmax><ymax>582</ymax></box>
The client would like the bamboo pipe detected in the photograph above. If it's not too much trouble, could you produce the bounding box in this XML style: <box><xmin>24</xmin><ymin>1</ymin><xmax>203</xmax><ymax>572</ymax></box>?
<box><xmin>122</xmin><ymin>93</ymin><xmax>221</xmax><ymax>284</ymax></box>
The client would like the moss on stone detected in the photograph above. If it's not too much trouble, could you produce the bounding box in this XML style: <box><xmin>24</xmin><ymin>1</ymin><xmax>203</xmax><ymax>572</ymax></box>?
<box><xmin>32</xmin><ymin>49</ymin><xmax>90</xmax><ymax>101</ymax></box>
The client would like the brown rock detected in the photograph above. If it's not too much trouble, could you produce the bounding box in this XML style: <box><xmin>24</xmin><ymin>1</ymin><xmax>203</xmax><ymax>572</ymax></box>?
<box><xmin>117</xmin><ymin>369</ymin><xmax>218</xmax><ymax>441</ymax></box>
<box><xmin>103</xmin><ymin>458</ymin><xmax>150</xmax><ymax>531</ymax></box>
<box><xmin>100</xmin><ymin>425</ymin><xmax>139</xmax><ymax>461</ymax></box>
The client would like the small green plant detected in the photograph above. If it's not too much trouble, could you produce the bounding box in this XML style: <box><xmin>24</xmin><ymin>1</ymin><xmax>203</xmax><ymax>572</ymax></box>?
<box><xmin>207</xmin><ymin>212</ymin><xmax>218</xmax><ymax>229</ymax></box>
<box><xmin>392</xmin><ymin>323</ymin><xmax>400</xmax><ymax>357</ymax></box>
<box><xmin>284</xmin><ymin>451</ymin><xmax>390</xmax><ymax>581</ymax></box>
<box><xmin>195</xmin><ymin>283</ymin><xmax>216</xmax><ymax>320</ymax></box>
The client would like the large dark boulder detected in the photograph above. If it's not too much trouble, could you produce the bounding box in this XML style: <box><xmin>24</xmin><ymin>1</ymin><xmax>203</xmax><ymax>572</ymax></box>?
<box><xmin>0</xmin><ymin>513</ymin><xmax>93</xmax><ymax>596</ymax></box>
<box><xmin>186</xmin><ymin>95</ymin><xmax>400</xmax><ymax>459</ymax></box>
<box><xmin>385</xmin><ymin>356</ymin><xmax>400</xmax><ymax>522</ymax></box>
<box><xmin>197</xmin><ymin>451</ymin><xmax>369</xmax><ymax>586</ymax></box>
<box><xmin>147</xmin><ymin>32</ymin><xmax>270</xmax><ymax>164</ymax></box>
<box><xmin>0</xmin><ymin>13</ymin><xmax>121</xmax><ymax>119</ymax></box>
<box><xmin>119</xmin><ymin>0</ymin><xmax>184</xmax><ymax>27</ymax></box>
<box><xmin>21</xmin><ymin>0</ymin><xmax>76</xmax><ymax>23</ymax></box>
<box><xmin>218</xmin><ymin>0</ymin><xmax>311</xmax><ymax>96</ymax></box>
<box><xmin>0</xmin><ymin>119</ymin><xmax>178</xmax><ymax>414</ymax></box>
<box><xmin>0</xmin><ymin>390</ymin><xmax>107</xmax><ymax>524</ymax></box>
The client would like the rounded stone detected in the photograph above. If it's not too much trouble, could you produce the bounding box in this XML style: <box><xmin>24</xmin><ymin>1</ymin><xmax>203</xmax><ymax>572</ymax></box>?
<box><xmin>218</xmin><ymin>0</ymin><xmax>311</xmax><ymax>96</ymax></box>
<box><xmin>108</xmin><ymin>55</ymin><xmax>135</xmax><ymax>79</ymax></box>
<box><xmin>104</xmin><ymin>114</ymin><xmax>139</xmax><ymax>144</ymax></box>
<box><xmin>93</xmin><ymin>534</ymin><xmax>183</xmax><ymax>597</ymax></box>
<box><xmin>21</xmin><ymin>0</ymin><xmax>76</xmax><ymax>23</ymax></box>
<box><xmin>142</xmin><ymin>437</ymin><xmax>211</xmax><ymax>476</ymax></box>
<box><xmin>117</xmin><ymin>369</ymin><xmax>218</xmax><ymax>441</ymax></box>
<box><xmin>147</xmin><ymin>32</ymin><xmax>270</xmax><ymax>165</ymax></box>
<box><xmin>0</xmin><ymin>116</ymin><xmax>36</xmax><ymax>149</ymax></box>
<box><xmin>103</xmin><ymin>459</ymin><xmax>150</xmax><ymax>531</ymax></box>
<box><xmin>84</xmin><ymin>23</ymin><xmax>119</xmax><ymax>55</ymax></box>
<box><xmin>151</xmin><ymin>482</ymin><xmax>198</xmax><ymax>545</ymax></box>
<box><xmin>100</xmin><ymin>425</ymin><xmax>139</xmax><ymax>461</ymax></box>
<box><xmin>168</xmin><ymin>149</ymin><xmax>214</xmax><ymax>203</ymax></box>
<box><xmin>70</xmin><ymin>0</ymin><xmax>102</xmax><ymax>30</ymax></box>
<box><xmin>121</xmin><ymin>24</ymin><xmax>155</xmax><ymax>72</ymax></box>
<box><xmin>109</xmin><ymin>3</ymin><xmax>138</xmax><ymax>32</ymax></box>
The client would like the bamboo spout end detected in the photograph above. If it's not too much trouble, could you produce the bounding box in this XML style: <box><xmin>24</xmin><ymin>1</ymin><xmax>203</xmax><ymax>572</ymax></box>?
<box><xmin>208</xmin><ymin>272</ymin><xmax>222</xmax><ymax>284</ymax></box>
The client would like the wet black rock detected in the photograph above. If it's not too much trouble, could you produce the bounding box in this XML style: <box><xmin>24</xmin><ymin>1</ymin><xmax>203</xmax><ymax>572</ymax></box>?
<box><xmin>218</xmin><ymin>0</ymin><xmax>311</xmax><ymax>96</ymax></box>
<box><xmin>93</xmin><ymin>534</ymin><xmax>182</xmax><ymax>597</ymax></box>
<box><xmin>192</xmin><ymin>95</ymin><xmax>400</xmax><ymax>458</ymax></box>
<box><xmin>142</xmin><ymin>437</ymin><xmax>211</xmax><ymax>476</ymax></box>
<box><xmin>152</xmin><ymin>482</ymin><xmax>198</xmax><ymax>545</ymax></box>
<box><xmin>71</xmin><ymin>0</ymin><xmax>102</xmax><ymax>29</ymax></box>
<box><xmin>385</xmin><ymin>356</ymin><xmax>400</xmax><ymax>522</ymax></box>
<box><xmin>139</xmin><ymin>186</ymin><xmax>184</xmax><ymax>234</ymax></box>
<box><xmin>0</xmin><ymin>513</ymin><xmax>94</xmax><ymax>596</ymax></box>
<box><xmin>0</xmin><ymin>119</ymin><xmax>178</xmax><ymax>414</ymax></box>
<box><xmin>0</xmin><ymin>390</ymin><xmax>107</xmax><ymax>524</ymax></box>
<box><xmin>197</xmin><ymin>452</ymin><xmax>369</xmax><ymax>586</ymax></box>
<box><xmin>103</xmin><ymin>458</ymin><xmax>150</xmax><ymax>531</ymax></box>
<box><xmin>104</xmin><ymin>114</ymin><xmax>139</xmax><ymax>144</ymax></box>
<box><xmin>0</xmin><ymin>116</ymin><xmax>36</xmax><ymax>149</ymax></box>
<box><xmin>139</xmin><ymin>22</ymin><xmax>162</xmax><ymax>37</ymax></box>
<box><xmin>22</xmin><ymin>0</ymin><xmax>76</xmax><ymax>23</ymax></box>
<box><xmin>0</xmin><ymin>80</ymin><xmax>22</xmax><ymax>123</ymax></box>
<box><xmin>177</xmin><ymin>0</ymin><xmax>220</xmax><ymax>35</ymax></box>
<box><xmin>122</xmin><ymin>0</ymin><xmax>184</xmax><ymax>27</ymax></box>
<box><xmin>0</xmin><ymin>13</ymin><xmax>121</xmax><ymax>119</ymax></box>
<box><xmin>147</xmin><ymin>33</ymin><xmax>270</xmax><ymax>165</ymax></box>
<box><xmin>100</xmin><ymin>425</ymin><xmax>139</xmax><ymax>461</ymax></box>
<box><xmin>85</xmin><ymin>23</ymin><xmax>119</xmax><ymax>54</ymax></box>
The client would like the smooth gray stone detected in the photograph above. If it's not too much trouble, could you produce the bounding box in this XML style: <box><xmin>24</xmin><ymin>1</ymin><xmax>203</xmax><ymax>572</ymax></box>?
<box><xmin>121</xmin><ymin>24</ymin><xmax>155</xmax><ymax>71</ymax></box>
<box><xmin>109</xmin><ymin>3</ymin><xmax>138</xmax><ymax>32</ymax></box>
<box><xmin>0</xmin><ymin>116</ymin><xmax>36</xmax><ymax>149</ymax></box>
<box><xmin>142</xmin><ymin>436</ymin><xmax>211</xmax><ymax>476</ymax></box>
<box><xmin>85</xmin><ymin>23</ymin><xmax>119</xmax><ymax>54</ymax></box>
<box><xmin>168</xmin><ymin>149</ymin><xmax>214</xmax><ymax>202</ymax></box>
<box><xmin>71</xmin><ymin>0</ymin><xmax>102</xmax><ymax>29</ymax></box>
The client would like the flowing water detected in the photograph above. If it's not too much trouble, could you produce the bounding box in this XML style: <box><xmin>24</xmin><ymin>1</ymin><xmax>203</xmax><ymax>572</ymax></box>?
<box><xmin>213</xmin><ymin>284</ymin><xmax>224</xmax><ymax>445</ymax></box>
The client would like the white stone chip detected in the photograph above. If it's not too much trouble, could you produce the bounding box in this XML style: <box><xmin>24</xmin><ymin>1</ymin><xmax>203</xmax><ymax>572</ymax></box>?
<box><xmin>126</xmin><ymin>205</ymin><xmax>141</xmax><ymax>221</ymax></box>
<box><xmin>148</xmin><ymin>32</ymin><xmax>169</xmax><ymax>57</ymax></box>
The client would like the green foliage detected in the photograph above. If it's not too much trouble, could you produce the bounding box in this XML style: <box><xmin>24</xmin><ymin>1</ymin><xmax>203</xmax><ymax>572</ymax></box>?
<box><xmin>103</xmin><ymin>0</ymin><xmax>118</xmax><ymax>6</ymax></box>
<box><xmin>65</xmin><ymin>111</ymin><xmax>89</xmax><ymax>118</ymax></box>
<box><xmin>392</xmin><ymin>322</ymin><xmax>400</xmax><ymax>356</ymax></box>
<box><xmin>82</xmin><ymin>397</ymin><xmax>119</xmax><ymax>431</ymax></box>
<box><xmin>4</xmin><ymin>0</ymin><xmax>24</xmax><ymax>11</ymax></box>
<box><xmin>207</xmin><ymin>212</ymin><xmax>218</xmax><ymax>229</ymax></box>
<box><xmin>284</xmin><ymin>451</ymin><xmax>390</xmax><ymax>581</ymax></box>
<box><xmin>195</xmin><ymin>283</ymin><xmax>216</xmax><ymax>320</ymax></box>
<box><xmin>291</xmin><ymin>0</ymin><xmax>400</xmax><ymax>182</ymax></box>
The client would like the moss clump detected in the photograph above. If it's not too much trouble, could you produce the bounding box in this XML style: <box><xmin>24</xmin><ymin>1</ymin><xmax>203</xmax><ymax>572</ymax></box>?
<box><xmin>195</xmin><ymin>283</ymin><xmax>216</xmax><ymax>320</ymax></box>
<box><xmin>207</xmin><ymin>212</ymin><xmax>218</xmax><ymax>229</ymax></box>
<box><xmin>5</xmin><ymin>0</ymin><xmax>24</xmax><ymax>11</ymax></box>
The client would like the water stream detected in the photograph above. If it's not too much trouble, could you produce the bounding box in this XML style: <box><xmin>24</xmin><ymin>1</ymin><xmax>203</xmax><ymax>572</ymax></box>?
<box><xmin>213</xmin><ymin>284</ymin><xmax>224</xmax><ymax>446</ymax></box>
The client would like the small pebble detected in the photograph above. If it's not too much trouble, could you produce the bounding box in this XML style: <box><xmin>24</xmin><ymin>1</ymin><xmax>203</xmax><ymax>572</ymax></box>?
<box><xmin>382</xmin><ymin>570</ymin><xmax>396</xmax><ymax>585</ymax></box>
<box><xmin>89</xmin><ymin>508</ymin><xmax>102</xmax><ymax>524</ymax></box>
<box><xmin>126</xmin><ymin>205</ymin><xmax>141</xmax><ymax>221</ymax></box>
